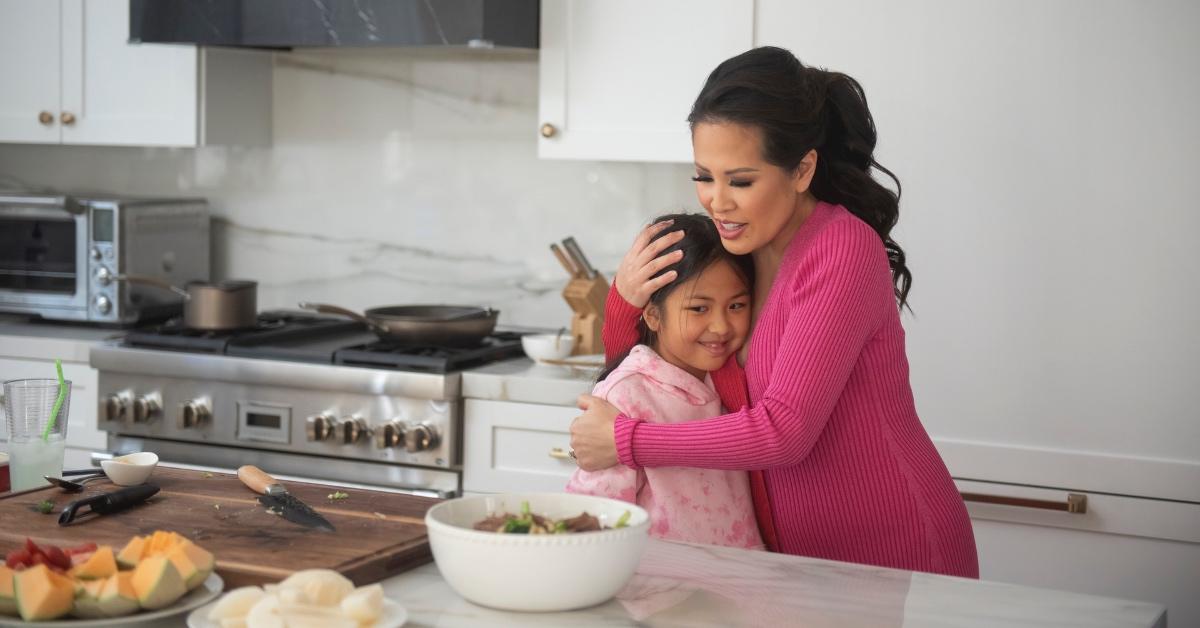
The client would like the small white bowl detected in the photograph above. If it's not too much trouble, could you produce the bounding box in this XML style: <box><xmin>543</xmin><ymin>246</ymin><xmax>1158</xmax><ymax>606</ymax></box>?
<box><xmin>100</xmin><ymin>451</ymin><xmax>159</xmax><ymax>486</ymax></box>
<box><xmin>521</xmin><ymin>333</ymin><xmax>575</xmax><ymax>362</ymax></box>
<box><xmin>426</xmin><ymin>492</ymin><xmax>649</xmax><ymax>612</ymax></box>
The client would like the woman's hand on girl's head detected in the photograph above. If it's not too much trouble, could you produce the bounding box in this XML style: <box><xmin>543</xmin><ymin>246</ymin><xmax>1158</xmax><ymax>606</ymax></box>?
<box><xmin>615</xmin><ymin>220</ymin><xmax>687</xmax><ymax>308</ymax></box>
<box><xmin>570</xmin><ymin>394</ymin><xmax>621</xmax><ymax>471</ymax></box>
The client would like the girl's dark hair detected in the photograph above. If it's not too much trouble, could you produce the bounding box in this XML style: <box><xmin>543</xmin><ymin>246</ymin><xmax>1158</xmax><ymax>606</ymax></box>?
<box><xmin>597</xmin><ymin>213</ymin><xmax>753</xmax><ymax>382</ymax></box>
<box><xmin>688</xmin><ymin>46</ymin><xmax>912</xmax><ymax>309</ymax></box>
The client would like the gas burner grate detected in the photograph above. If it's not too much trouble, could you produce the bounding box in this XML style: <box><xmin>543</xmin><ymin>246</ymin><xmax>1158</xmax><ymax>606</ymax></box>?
<box><xmin>123</xmin><ymin>310</ymin><xmax>361</xmax><ymax>355</ymax></box>
<box><xmin>334</xmin><ymin>332</ymin><xmax>526</xmax><ymax>373</ymax></box>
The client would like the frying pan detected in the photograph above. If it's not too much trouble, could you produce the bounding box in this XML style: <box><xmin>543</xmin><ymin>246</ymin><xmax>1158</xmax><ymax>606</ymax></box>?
<box><xmin>299</xmin><ymin>302</ymin><xmax>498</xmax><ymax>346</ymax></box>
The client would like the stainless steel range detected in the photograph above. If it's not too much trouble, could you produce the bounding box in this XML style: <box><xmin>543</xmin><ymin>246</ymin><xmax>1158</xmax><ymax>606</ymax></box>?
<box><xmin>89</xmin><ymin>311</ymin><xmax>525</xmax><ymax>497</ymax></box>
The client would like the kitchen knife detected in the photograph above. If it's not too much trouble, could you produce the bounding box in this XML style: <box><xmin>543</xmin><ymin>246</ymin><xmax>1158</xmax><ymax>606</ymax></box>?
<box><xmin>58</xmin><ymin>484</ymin><xmax>160</xmax><ymax>525</ymax></box>
<box><xmin>562</xmin><ymin>237</ymin><xmax>598</xmax><ymax>278</ymax></box>
<box><xmin>237</xmin><ymin>465</ymin><xmax>336</xmax><ymax>533</ymax></box>
<box><xmin>550</xmin><ymin>243</ymin><xmax>583</xmax><ymax>278</ymax></box>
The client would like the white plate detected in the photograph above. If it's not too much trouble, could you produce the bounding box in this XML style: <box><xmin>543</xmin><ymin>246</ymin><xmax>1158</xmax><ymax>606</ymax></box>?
<box><xmin>0</xmin><ymin>573</ymin><xmax>223</xmax><ymax>627</ymax></box>
<box><xmin>185</xmin><ymin>597</ymin><xmax>408</xmax><ymax>628</ymax></box>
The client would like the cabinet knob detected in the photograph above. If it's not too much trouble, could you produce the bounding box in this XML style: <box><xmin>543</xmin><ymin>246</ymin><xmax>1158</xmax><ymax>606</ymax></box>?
<box><xmin>539</xmin><ymin>123</ymin><xmax>557</xmax><ymax>139</ymax></box>
<box><xmin>38</xmin><ymin>111</ymin><xmax>54</xmax><ymax>125</ymax></box>
<box><xmin>60</xmin><ymin>112</ymin><xmax>76</xmax><ymax>126</ymax></box>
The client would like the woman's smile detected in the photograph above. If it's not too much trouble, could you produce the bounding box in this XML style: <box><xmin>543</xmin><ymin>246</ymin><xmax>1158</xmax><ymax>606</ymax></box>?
<box><xmin>714</xmin><ymin>219</ymin><xmax>748</xmax><ymax>240</ymax></box>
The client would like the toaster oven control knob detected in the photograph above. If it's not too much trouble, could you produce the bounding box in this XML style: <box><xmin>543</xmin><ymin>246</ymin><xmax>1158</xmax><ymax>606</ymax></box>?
<box><xmin>180</xmin><ymin>399</ymin><xmax>211</xmax><ymax>429</ymax></box>
<box><xmin>374</xmin><ymin>422</ymin><xmax>404</xmax><ymax>449</ymax></box>
<box><xmin>132</xmin><ymin>392</ymin><xmax>162</xmax><ymax>423</ymax></box>
<box><xmin>340</xmin><ymin>416</ymin><xmax>368</xmax><ymax>444</ymax></box>
<box><xmin>95</xmin><ymin>266</ymin><xmax>113</xmax><ymax>286</ymax></box>
<box><xmin>404</xmin><ymin>422</ymin><xmax>440</xmax><ymax>453</ymax></box>
<box><xmin>93</xmin><ymin>295</ymin><xmax>112</xmax><ymax>314</ymax></box>
<box><xmin>306</xmin><ymin>413</ymin><xmax>337</xmax><ymax>441</ymax></box>
<box><xmin>91</xmin><ymin>247</ymin><xmax>103</xmax><ymax>261</ymax></box>
<box><xmin>103</xmin><ymin>393</ymin><xmax>130</xmax><ymax>422</ymax></box>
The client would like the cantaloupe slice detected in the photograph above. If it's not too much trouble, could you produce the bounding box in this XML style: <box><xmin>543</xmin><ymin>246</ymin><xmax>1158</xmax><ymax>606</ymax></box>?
<box><xmin>0</xmin><ymin>565</ymin><xmax>17</xmax><ymax>616</ymax></box>
<box><xmin>164</xmin><ymin>540</ymin><xmax>215</xmax><ymax>590</ymax></box>
<box><xmin>13</xmin><ymin>564</ymin><xmax>75</xmax><ymax>621</ymax></box>
<box><xmin>116</xmin><ymin>535</ymin><xmax>147</xmax><ymax>569</ymax></box>
<box><xmin>71</xmin><ymin>545</ymin><xmax>117</xmax><ymax>580</ymax></box>
<box><xmin>131</xmin><ymin>556</ymin><xmax>187</xmax><ymax>610</ymax></box>
<box><xmin>70</xmin><ymin>579</ymin><xmax>107</xmax><ymax>618</ymax></box>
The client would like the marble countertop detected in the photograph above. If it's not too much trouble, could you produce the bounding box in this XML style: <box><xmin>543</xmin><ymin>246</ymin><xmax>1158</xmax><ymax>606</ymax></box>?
<box><xmin>371</xmin><ymin>539</ymin><xmax>1164</xmax><ymax>628</ymax></box>
<box><xmin>462</xmin><ymin>355</ymin><xmax>601</xmax><ymax>406</ymax></box>
<box><xmin>0</xmin><ymin>314</ymin><xmax>123</xmax><ymax>362</ymax></box>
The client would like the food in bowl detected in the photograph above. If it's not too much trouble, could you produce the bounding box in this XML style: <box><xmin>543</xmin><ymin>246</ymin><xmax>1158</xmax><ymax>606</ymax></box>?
<box><xmin>474</xmin><ymin>500</ymin><xmax>630</xmax><ymax>534</ymax></box>
<box><xmin>99</xmin><ymin>451</ymin><xmax>158</xmax><ymax>486</ymax></box>
<box><xmin>427</xmin><ymin>493</ymin><xmax>650</xmax><ymax>612</ymax></box>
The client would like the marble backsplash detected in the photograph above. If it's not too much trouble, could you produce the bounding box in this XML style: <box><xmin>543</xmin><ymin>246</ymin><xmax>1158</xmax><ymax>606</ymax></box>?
<box><xmin>0</xmin><ymin>49</ymin><xmax>695</xmax><ymax>328</ymax></box>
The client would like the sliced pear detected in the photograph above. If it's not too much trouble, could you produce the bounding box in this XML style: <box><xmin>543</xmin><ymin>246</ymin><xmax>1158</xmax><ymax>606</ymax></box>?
<box><xmin>340</xmin><ymin>584</ymin><xmax>384</xmax><ymax>622</ymax></box>
<box><xmin>208</xmin><ymin>586</ymin><xmax>265</xmax><ymax>621</ymax></box>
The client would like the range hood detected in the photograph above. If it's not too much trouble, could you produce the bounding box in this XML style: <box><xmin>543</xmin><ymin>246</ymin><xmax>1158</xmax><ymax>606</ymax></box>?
<box><xmin>129</xmin><ymin>0</ymin><xmax>538</xmax><ymax>49</ymax></box>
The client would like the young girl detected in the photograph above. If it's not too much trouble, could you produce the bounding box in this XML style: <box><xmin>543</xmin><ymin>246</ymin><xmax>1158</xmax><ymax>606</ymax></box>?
<box><xmin>566</xmin><ymin>213</ymin><xmax>763</xmax><ymax>549</ymax></box>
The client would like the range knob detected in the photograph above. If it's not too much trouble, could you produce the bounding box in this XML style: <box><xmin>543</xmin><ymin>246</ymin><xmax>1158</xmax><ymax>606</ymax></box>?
<box><xmin>103</xmin><ymin>393</ymin><xmax>130</xmax><ymax>422</ymax></box>
<box><xmin>93</xmin><ymin>295</ymin><xmax>112</xmax><ymax>314</ymax></box>
<box><xmin>340</xmin><ymin>416</ymin><xmax>368</xmax><ymax>444</ymax></box>
<box><xmin>132</xmin><ymin>392</ymin><xmax>162</xmax><ymax>423</ymax></box>
<box><xmin>306</xmin><ymin>413</ymin><xmax>337</xmax><ymax>442</ymax></box>
<box><xmin>374</xmin><ymin>421</ymin><xmax>404</xmax><ymax>449</ymax></box>
<box><xmin>404</xmin><ymin>422</ymin><xmax>440</xmax><ymax>453</ymax></box>
<box><xmin>179</xmin><ymin>398</ymin><xmax>211</xmax><ymax>429</ymax></box>
<box><xmin>94</xmin><ymin>266</ymin><xmax>113</xmax><ymax>286</ymax></box>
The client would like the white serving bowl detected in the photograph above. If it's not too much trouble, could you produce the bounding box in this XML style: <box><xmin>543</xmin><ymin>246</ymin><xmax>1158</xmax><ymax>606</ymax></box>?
<box><xmin>425</xmin><ymin>492</ymin><xmax>650</xmax><ymax>612</ymax></box>
<box><xmin>521</xmin><ymin>333</ymin><xmax>575</xmax><ymax>362</ymax></box>
<box><xmin>100</xmin><ymin>451</ymin><xmax>159</xmax><ymax>486</ymax></box>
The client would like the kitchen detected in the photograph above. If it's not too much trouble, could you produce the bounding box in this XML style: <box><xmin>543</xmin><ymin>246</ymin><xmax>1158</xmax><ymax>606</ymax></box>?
<box><xmin>0</xmin><ymin>0</ymin><xmax>1196</xmax><ymax>626</ymax></box>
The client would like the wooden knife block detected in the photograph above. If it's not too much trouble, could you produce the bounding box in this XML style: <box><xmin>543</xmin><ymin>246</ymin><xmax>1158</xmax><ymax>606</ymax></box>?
<box><xmin>562</xmin><ymin>275</ymin><xmax>609</xmax><ymax>356</ymax></box>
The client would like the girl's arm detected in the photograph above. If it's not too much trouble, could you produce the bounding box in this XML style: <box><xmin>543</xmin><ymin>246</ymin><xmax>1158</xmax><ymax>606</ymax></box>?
<box><xmin>602</xmin><ymin>285</ymin><xmax>643</xmax><ymax>363</ymax></box>
<box><xmin>615</xmin><ymin>220</ymin><xmax>891</xmax><ymax>471</ymax></box>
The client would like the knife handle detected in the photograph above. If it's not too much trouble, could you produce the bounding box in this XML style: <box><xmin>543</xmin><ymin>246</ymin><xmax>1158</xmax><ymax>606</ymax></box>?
<box><xmin>237</xmin><ymin>465</ymin><xmax>278</xmax><ymax>495</ymax></box>
<box><xmin>96</xmin><ymin>484</ymin><xmax>159</xmax><ymax>514</ymax></box>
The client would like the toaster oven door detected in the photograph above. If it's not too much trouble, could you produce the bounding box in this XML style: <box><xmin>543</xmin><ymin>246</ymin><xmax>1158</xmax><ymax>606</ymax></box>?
<box><xmin>0</xmin><ymin>203</ymin><xmax>89</xmax><ymax>316</ymax></box>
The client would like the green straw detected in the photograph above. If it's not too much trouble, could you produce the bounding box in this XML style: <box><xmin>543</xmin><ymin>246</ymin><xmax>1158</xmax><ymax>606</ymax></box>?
<box><xmin>42</xmin><ymin>359</ymin><xmax>66</xmax><ymax>443</ymax></box>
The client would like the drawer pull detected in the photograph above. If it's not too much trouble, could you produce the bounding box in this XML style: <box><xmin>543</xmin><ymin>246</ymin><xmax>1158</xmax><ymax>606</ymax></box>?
<box><xmin>548</xmin><ymin>447</ymin><xmax>573</xmax><ymax>461</ymax></box>
<box><xmin>961</xmin><ymin>491</ymin><xmax>1088</xmax><ymax>514</ymax></box>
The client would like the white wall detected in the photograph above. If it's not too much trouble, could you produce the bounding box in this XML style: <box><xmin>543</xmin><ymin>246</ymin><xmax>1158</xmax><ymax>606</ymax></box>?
<box><xmin>0</xmin><ymin>49</ymin><xmax>694</xmax><ymax>329</ymax></box>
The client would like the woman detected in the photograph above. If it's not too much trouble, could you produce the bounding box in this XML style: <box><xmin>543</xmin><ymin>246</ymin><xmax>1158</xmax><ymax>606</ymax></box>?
<box><xmin>570</xmin><ymin>46</ymin><xmax>978</xmax><ymax>578</ymax></box>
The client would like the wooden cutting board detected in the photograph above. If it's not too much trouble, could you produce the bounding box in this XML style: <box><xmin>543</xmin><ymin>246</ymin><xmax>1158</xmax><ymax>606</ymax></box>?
<box><xmin>0</xmin><ymin>466</ymin><xmax>437</xmax><ymax>588</ymax></box>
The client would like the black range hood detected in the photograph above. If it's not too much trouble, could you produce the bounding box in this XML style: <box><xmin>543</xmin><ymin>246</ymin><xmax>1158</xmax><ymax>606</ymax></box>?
<box><xmin>130</xmin><ymin>0</ymin><xmax>538</xmax><ymax>49</ymax></box>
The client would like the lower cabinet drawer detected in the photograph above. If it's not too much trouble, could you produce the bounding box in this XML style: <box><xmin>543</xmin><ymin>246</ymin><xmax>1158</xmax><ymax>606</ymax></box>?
<box><xmin>463</xmin><ymin>399</ymin><xmax>578</xmax><ymax>494</ymax></box>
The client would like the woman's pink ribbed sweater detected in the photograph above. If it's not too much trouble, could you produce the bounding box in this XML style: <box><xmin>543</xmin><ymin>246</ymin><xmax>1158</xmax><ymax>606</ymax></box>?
<box><xmin>605</xmin><ymin>201</ymin><xmax>979</xmax><ymax>578</ymax></box>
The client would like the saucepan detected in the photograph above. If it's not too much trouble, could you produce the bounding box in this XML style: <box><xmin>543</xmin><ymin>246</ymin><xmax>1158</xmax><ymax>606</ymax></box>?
<box><xmin>299</xmin><ymin>302</ymin><xmax>498</xmax><ymax>346</ymax></box>
<box><xmin>115</xmin><ymin>275</ymin><xmax>258</xmax><ymax>331</ymax></box>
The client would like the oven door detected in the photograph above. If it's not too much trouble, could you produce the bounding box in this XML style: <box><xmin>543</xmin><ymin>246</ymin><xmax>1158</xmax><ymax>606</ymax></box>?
<box><xmin>0</xmin><ymin>197</ymin><xmax>89</xmax><ymax>318</ymax></box>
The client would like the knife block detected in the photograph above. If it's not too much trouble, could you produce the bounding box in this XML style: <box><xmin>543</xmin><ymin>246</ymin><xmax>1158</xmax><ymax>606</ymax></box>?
<box><xmin>562</xmin><ymin>274</ymin><xmax>609</xmax><ymax>356</ymax></box>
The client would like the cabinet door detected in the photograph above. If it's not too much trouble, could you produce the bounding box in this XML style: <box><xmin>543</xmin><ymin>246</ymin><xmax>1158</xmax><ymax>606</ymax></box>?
<box><xmin>463</xmin><ymin>399</ymin><xmax>578</xmax><ymax>493</ymax></box>
<box><xmin>538</xmin><ymin>0</ymin><xmax>753</xmax><ymax>162</ymax></box>
<box><xmin>0</xmin><ymin>357</ymin><xmax>105</xmax><ymax>452</ymax></box>
<box><xmin>59</xmin><ymin>0</ymin><xmax>198</xmax><ymax>146</ymax></box>
<box><xmin>0</xmin><ymin>0</ymin><xmax>62</xmax><ymax>143</ymax></box>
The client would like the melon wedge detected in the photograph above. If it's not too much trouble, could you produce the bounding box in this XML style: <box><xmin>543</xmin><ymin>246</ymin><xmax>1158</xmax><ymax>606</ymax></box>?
<box><xmin>0</xmin><ymin>565</ymin><xmax>16</xmax><ymax>616</ymax></box>
<box><xmin>13</xmin><ymin>564</ymin><xmax>75</xmax><ymax>621</ymax></box>
<box><xmin>131</xmin><ymin>556</ymin><xmax>187</xmax><ymax>610</ymax></box>
<box><xmin>116</xmin><ymin>535</ymin><xmax>147</xmax><ymax>569</ymax></box>
<box><xmin>72</xmin><ymin>572</ymin><xmax>139</xmax><ymax>619</ymax></box>
<box><xmin>71</xmin><ymin>545</ymin><xmax>117</xmax><ymax>580</ymax></box>
<box><xmin>165</xmin><ymin>540</ymin><xmax>215</xmax><ymax>590</ymax></box>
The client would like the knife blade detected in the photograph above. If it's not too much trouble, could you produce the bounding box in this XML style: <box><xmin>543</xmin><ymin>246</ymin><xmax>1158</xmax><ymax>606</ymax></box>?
<box><xmin>550</xmin><ymin>243</ymin><xmax>583</xmax><ymax>278</ymax></box>
<box><xmin>562</xmin><ymin>237</ymin><xmax>598</xmax><ymax>278</ymax></box>
<box><xmin>237</xmin><ymin>465</ymin><xmax>336</xmax><ymax>533</ymax></box>
<box><xmin>58</xmin><ymin>484</ymin><xmax>160</xmax><ymax>525</ymax></box>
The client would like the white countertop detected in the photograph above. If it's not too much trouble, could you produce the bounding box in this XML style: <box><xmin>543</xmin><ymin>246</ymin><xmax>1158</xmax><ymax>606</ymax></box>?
<box><xmin>368</xmin><ymin>539</ymin><xmax>1164</xmax><ymax>628</ymax></box>
<box><xmin>0</xmin><ymin>314</ymin><xmax>122</xmax><ymax>363</ymax></box>
<box><xmin>462</xmin><ymin>356</ymin><xmax>601</xmax><ymax>406</ymax></box>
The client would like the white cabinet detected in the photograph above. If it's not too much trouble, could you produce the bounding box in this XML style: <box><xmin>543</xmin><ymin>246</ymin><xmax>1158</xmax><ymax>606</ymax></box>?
<box><xmin>959</xmin><ymin>479</ymin><xmax>1200</xmax><ymax>628</ymax></box>
<box><xmin>537</xmin><ymin>0</ymin><xmax>753</xmax><ymax>162</ymax></box>
<box><xmin>462</xmin><ymin>399</ymin><xmax>578</xmax><ymax>494</ymax></box>
<box><xmin>0</xmin><ymin>0</ymin><xmax>270</xmax><ymax>147</ymax></box>
<box><xmin>0</xmin><ymin>356</ymin><xmax>104</xmax><ymax>470</ymax></box>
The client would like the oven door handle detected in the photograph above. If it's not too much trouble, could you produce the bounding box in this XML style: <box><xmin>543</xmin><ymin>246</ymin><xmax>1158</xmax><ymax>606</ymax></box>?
<box><xmin>0</xmin><ymin>195</ymin><xmax>83</xmax><ymax>214</ymax></box>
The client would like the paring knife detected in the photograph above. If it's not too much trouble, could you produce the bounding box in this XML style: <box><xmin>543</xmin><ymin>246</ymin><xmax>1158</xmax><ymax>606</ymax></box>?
<box><xmin>237</xmin><ymin>465</ymin><xmax>336</xmax><ymax>533</ymax></box>
<box><xmin>58</xmin><ymin>484</ymin><xmax>160</xmax><ymax>525</ymax></box>
<box><xmin>562</xmin><ymin>237</ymin><xmax>598</xmax><ymax>278</ymax></box>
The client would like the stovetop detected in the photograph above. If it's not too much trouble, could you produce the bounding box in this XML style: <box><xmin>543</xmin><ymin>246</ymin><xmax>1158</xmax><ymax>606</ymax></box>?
<box><xmin>122</xmin><ymin>310</ymin><xmax>525</xmax><ymax>373</ymax></box>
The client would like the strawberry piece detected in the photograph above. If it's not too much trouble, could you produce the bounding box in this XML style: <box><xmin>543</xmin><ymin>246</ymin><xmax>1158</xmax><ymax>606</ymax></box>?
<box><xmin>43</xmin><ymin>545</ymin><xmax>70</xmax><ymax>570</ymax></box>
<box><xmin>64</xmin><ymin>542</ymin><xmax>97</xmax><ymax>557</ymax></box>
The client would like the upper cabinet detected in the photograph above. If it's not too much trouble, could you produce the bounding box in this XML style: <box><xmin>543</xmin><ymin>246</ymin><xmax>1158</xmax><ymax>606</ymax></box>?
<box><xmin>0</xmin><ymin>0</ymin><xmax>270</xmax><ymax>147</ymax></box>
<box><xmin>537</xmin><ymin>0</ymin><xmax>753</xmax><ymax>163</ymax></box>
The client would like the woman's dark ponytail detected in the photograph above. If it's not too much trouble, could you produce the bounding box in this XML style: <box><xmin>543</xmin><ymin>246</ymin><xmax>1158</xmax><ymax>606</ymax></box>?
<box><xmin>690</xmin><ymin>47</ymin><xmax>912</xmax><ymax>309</ymax></box>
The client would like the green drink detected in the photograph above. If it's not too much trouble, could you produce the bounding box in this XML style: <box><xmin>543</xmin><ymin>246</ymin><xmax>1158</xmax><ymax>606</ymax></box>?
<box><xmin>3</xmin><ymin>378</ymin><xmax>71</xmax><ymax>492</ymax></box>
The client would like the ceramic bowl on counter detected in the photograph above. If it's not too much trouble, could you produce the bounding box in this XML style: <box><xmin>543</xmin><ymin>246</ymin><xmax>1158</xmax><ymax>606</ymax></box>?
<box><xmin>521</xmin><ymin>333</ymin><xmax>575</xmax><ymax>362</ymax></box>
<box><xmin>100</xmin><ymin>451</ymin><xmax>159</xmax><ymax>486</ymax></box>
<box><xmin>425</xmin><ymin>492</ymin><xmax>650</xmax><ymax>612</ymax></box>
